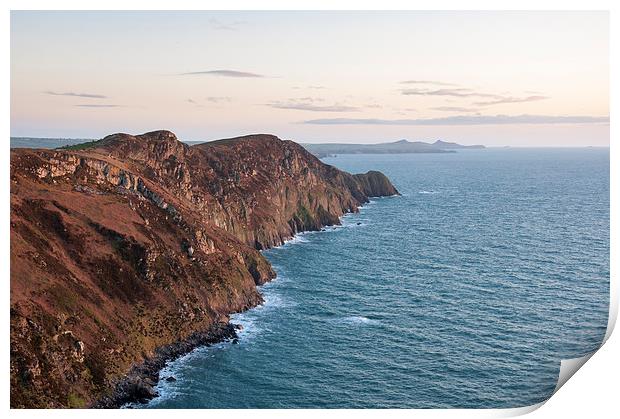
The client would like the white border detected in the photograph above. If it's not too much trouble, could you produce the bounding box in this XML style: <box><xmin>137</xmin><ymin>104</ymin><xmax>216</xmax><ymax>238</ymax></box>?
<box><xmin>3</xmin><ymin>2</ymin><xmax>616</xmax><ymax>417</ymax></box>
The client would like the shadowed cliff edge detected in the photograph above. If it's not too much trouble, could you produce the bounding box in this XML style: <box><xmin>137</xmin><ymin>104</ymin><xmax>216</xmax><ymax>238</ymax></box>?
<box><xmin>10</xmin><ymin>130</ymin><xmax>399</xmax><ymax>408</ymax></box>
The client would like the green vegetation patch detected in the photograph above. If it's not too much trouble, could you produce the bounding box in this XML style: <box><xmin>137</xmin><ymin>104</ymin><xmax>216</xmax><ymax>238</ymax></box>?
<box><xmin>67</xmin><ymin>392</ymin><xmax>86</xmax><ymax>408</ymax></box>
<box><xmin>297</xmin><ymin>204</ymin><xmax>315</xmax><ymax>228</ymax></box>
<box><xmin>57</xmin><ymin>139</ymin><xmax>103</xmax><ymax>151</ymax></box>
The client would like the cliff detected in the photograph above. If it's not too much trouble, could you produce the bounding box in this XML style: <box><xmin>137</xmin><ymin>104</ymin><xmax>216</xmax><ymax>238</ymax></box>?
<box><xmin>10</xmin><ymin>130</ymin><xmax>398</xmax><ymax>408</ymax></box>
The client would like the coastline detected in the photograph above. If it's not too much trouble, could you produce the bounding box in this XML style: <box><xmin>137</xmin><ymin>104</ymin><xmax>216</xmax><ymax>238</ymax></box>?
<box><xmin>114</xmin><ymin>203</ymin><xmax>372</xmax><ymax>408</ymax></box>
<box><xmin>133</xmin><ymin>196</ymin><xmax>397</xmax><ymax>408</ymax></box>
<box><xmin>94</xmin><ymin>322</ymin><xmax>240</xmax><ymax>408</ymax></box>
<box><xmin>9</xmin><ymin>131</ymin><xmax>400</xmax><ymax>407</ymax></box>
<box><xmin>95</xmin><ymin>211</ymin><xmax>360</xmax><ymax>409</ymax></box>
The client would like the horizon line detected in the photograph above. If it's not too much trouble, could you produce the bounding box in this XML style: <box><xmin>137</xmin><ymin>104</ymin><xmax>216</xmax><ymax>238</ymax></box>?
<box><xmin>9</xmin><ymin>135</ymin><xmax>610</xmax><ymax>149</ymax></box>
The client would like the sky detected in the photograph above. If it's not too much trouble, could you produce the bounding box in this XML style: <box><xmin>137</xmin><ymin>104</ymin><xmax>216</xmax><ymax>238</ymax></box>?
<box><xmin>10</xmin><ymin>11</ymin><xmax>609</xmax><ymax>146</ymax></box>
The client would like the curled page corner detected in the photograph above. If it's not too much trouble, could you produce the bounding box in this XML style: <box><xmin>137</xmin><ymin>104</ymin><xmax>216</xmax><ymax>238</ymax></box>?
<box><xmin>549</xmin><ymin>294</ymin><xmax>616</xmax><ymax>398</ymax></box>
<box><xmin>492</xmin><ymin>353</ymin><xmax>597</xmax><ymax>418</ymax></box>
<box><xmin>494</xmin><ymin>401</ymin><xmax>546</xmax><ymax>417</ymax></box>
<box><xmin>498</xmin><ymin>297</ymin><xmax>617</xmax><ymax>418</ymax></box>
<box><xmin>554</xmin><ymin>352</ymin><xmax>595</xmax><ymax>393</ymax></box>
<box><xmin>540</xmin><ymin>294</ymin><xmax>617</xmax><ymax>410</ymax></box>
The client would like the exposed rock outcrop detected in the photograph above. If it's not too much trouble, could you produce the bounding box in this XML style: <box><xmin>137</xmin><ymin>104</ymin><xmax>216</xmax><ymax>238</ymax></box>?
<box><xmin>353</xmin><ymin>170</ymin><xmax>399</xmax><ymax>198</ymax></box>
<box><xmin>10</xmin><ymin>130</ymin><xmax>398</xmax><ymax>408</ymax></box>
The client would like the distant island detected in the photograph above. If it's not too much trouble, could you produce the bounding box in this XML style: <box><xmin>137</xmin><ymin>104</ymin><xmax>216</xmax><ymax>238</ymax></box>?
<box><xmin>301</xmin><ymin>139</ymin><xmax>485</xmax><ymax>158</ymax></box>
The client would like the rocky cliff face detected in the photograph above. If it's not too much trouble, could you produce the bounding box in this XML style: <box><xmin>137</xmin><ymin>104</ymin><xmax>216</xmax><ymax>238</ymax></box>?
<box><xmin>10</xmin><ymin>130</ymin><xmax>398</xmax><ymax>408</ymax></box>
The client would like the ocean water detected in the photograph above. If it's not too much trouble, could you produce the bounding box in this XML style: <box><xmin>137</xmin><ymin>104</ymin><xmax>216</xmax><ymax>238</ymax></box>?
<box><xmin>141</xmin><ymin>148</ymin><xmax>608</xmax><ymax>408</ymax></box>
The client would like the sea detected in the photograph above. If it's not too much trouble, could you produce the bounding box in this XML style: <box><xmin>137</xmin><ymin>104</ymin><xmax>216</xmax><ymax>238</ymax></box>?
<box><xmin>11</xmin><ymin>139</ymin><xmax>610</xmax><ymax>408</ymax></box>
<box><xmin>144</xmin><ymin>148</ymin><xmax>609</xmax><ymax>409</ymax></box>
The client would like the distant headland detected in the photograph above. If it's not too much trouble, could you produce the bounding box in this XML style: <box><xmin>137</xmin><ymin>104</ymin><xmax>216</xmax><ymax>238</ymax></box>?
<box><xmin>11</xmin><ymin>137</ymin><xmax>485</xmax><ymax>159</ymax></box>
<box><xmin>301</xmin><ymin>139</ymin><xmax>485</xmax><ymax>158</ymax></box>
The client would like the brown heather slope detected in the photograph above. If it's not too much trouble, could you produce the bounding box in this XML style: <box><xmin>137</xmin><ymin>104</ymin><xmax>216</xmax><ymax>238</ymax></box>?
<box><xmin>10</xmin><ymin>130</ymin><xmax>398</xmax><ymax>408</ymax></box>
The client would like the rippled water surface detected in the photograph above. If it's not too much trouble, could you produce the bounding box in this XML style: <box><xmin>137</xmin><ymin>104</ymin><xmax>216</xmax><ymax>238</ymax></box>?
<box><xmin>147</xmin><ymin>149</ymin><xmax>609</xmax><ymax>408</ymax></box>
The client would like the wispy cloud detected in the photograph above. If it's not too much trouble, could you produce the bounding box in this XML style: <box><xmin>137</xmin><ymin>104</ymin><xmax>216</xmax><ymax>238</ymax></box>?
<box><xmin>303</xmin><ymin>115</ymin><xmax>609</xmax><ymax>126</ymax></box>
<box><xmin>206</xmin><ymin>96</ymin><xmax>232</xmax><ymax>103</ymax></box>
<box><xmin>267</xmin><ymin>97</ymin><xmax>359</xmax><ymax>112</ymax></box>
<box><xmin>187</xmin><ymin>97</ymin><xmax>232</xmax><ymax>107</ymax></box>
<box><xmin>400</xmin><ymin>80</ymin><xmax>458</xmax><ymax>86</ymax></box>
<box><xmin>186</xmin><ymin>98</ymin><xmax>205</xmax><ymax>108</ymax></box>
<box><xmin>473</xmin><ymin>95</ymin><xmax>548</xmax><ymax>106</ymax></box>
<box><xmin>432</xmin><ymin>106</ymin><xmax>480</xmax><ymax>112</ymax></box>
<box><xmin>74</xmin><ymin>104</ymin><xmax>121</xmax><ymax>108</ymax></box>
<box><xmin>401</xmin><ymin>88</ymin><xmax>500</xmax><ymax>98</ymax></box>
<box><xmin>402</xmin><ymin>87</ymin><xmax>550</xmax><ymax>107</ymax></box>
<box><xmin>292</xmin><ymin>85</ymin><xmax>327</xmax><ymax>90</ymax></box>
<box><xmin>208</xmin><ymin>18</ymin><xmax>247</xmax><ymax>31</ymax></box>
<box><xmin>45</xmin><ymin>91</ymin><xmax>107</xmax><ymax>99</ymax></box>
<box><xmin>180</xmin><ymin>69</ymin><xmax>265</xmax><ymax>78</ymax></box>
<box><xmin>269</xmin><ymin>102</ymin><xmax>359</xmax><ymax>112</ymax></box>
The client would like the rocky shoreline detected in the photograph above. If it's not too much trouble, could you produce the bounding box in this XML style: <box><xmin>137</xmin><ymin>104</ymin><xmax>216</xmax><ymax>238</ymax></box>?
<box><xmin>104</xmin><ymin>197</ymin><xmax>398</xmax><ymax>409</ymax></box>
<box><xmin>94</xmin><ymin>322</ymin><xmax>241</xmax><ymax>408</ymax></box>
<box><xmin>10</xmin><ymin>130</ymin><xmax>399</xmax><ymax>407</ymax></box>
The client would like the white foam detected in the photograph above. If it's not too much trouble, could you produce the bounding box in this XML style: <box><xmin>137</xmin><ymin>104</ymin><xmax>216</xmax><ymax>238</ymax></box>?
<box><xmin>144</xmin><ymin>341</ymin><xmax>234</xmax><ymax>407</ymax></box>
<box><xmin>231</xmin><ymin>315</ymin><xmax>259</xmax><ymax>343</ymax></box>
<box><xmin>282</xmin><ymin>234</ymin><xmax>309</xmax><ymax>245</ymax></box>
<box><xmin>337</xmin><ymin>316</ymin><xmax>380</xmax><ymax>326</ymax></box>
<box><xmin>418</xmin><ymin>190</ymin><xmax>438</xmax><ymax>194</ymax></box>
<box><xmin>230</xmin><ymin>281</ymin><xmax>296</xmax><ymax>344</ymax></box>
